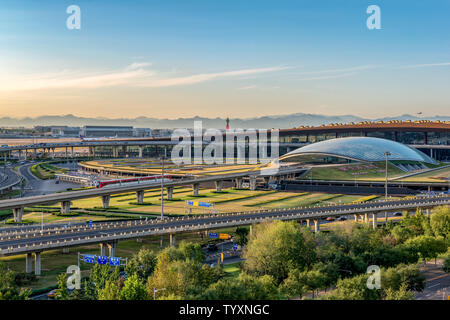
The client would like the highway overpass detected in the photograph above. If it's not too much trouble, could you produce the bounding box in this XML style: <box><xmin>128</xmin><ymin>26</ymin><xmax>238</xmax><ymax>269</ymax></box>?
<box><xmin>1</xmin><ymin>138</ymin><xmax>448</xmax><ymax>160</ymax></box>
<box><xmin>0</xmin><ymin>167</ymin><xmax>304</xmax><ymax>222</ymax></box>
<box><xmin>0</xmin><ymin>194</ymin><xmax>448</xmax><ymax>275</ymax></box>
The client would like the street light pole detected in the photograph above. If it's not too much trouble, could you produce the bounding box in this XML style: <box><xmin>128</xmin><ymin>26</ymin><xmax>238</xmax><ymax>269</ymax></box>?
<box><xmin>384</xmin><ymin>151</ymin><xmax>391</xmax><ymax>222</ymax></box>
<box><xmin>161</xmin><ymin>155</ymin><xmax>164</xmax><ymax>220</ymax></box>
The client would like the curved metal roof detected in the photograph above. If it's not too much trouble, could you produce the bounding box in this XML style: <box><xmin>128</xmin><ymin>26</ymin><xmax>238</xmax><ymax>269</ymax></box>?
<box><xmin>280</xmin><ymin>137</ymin><xmax>436</xmax><ymax>164</ymax></box>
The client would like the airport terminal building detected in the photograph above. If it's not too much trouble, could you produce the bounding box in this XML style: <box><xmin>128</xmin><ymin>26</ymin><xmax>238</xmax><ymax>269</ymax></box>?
<box><xmin>278</xmin><ymin>120</ymin><xmax>450</xmax><ymax>161</ymax></box>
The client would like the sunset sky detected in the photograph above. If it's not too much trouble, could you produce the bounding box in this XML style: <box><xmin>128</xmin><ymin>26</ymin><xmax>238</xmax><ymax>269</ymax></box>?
<box><xmin>0</xmin><ymin>0</ymin><xmax>449</xmax><ymax>119</ymax></box>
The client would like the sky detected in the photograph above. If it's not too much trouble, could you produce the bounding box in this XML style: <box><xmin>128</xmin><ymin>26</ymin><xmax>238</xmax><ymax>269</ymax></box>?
<box><xmin>0</xmin><ymin>0</ymin><xmax>449</xmax><ymax>119</ymax></box>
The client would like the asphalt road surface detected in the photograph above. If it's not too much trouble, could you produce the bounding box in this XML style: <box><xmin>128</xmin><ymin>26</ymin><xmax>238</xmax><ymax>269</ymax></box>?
<box><xmin>0</xmin><ymin>167</ymin><xmax>21</xmax><ymax>190</ymax></box>
<box><xmin>18</xmin><ymin>162</ymin><xmax>80</xmax><ymax>197</ymax></box>
<box><xmin>416</xmin><ymin>260</ymin><xmax>450</xmax><ymax>300</ymax></box>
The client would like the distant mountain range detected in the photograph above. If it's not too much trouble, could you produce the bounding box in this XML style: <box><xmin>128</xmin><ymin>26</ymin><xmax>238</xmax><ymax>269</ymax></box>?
<box><xmin>0</xmin><ymin>113</ymin><xmax>449</xmax><ymax>129</ymax></box>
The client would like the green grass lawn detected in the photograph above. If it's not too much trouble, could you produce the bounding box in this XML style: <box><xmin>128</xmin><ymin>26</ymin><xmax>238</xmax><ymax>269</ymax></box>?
<box><xmin>301</xmin><ymin>162</ymin><xmax>405</xmax><ymax>181</ymax></box>
<box><xmin>30</xmin><ymin>162</ymin><xmax>68</xmax><ymax>180</ymax></box>
<box><xmin>223</xmin><ymin>262</ymin><xmax>241</xmax><ymax>279</ymax></box>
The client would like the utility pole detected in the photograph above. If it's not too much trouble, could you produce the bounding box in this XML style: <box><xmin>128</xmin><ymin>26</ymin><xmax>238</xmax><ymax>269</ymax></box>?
<box><xmin>161</xmin><ymin>154</ymin><xmax>164</xmax><ymax>220</ymax></box>
<box><xmin>384</xmin><ymin>151</ymin><xmax>391</xmax><ymax>222</ymax></box>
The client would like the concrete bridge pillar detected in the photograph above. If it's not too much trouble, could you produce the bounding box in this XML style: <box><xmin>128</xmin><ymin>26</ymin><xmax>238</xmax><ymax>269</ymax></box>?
<box><xmin>12</xmin><ymin>207</ymin><xmax>24</xmax><ymax>223</ymax></box>
<box><xmin>235</xmin><ymin>178</ymin><xmax>243</xmax><ymax>189</ymax></box>
<box><xmin>167</xmin><ymin>187</ymin><xmax>173</xmax><ymax>200</ymax></box>
<box><xmin>364</xmin><ymin>213</ymin><xmax>369</xmax><ymax>224</ymax></box>
<box><xmin>138</xmin><ymin>146</ymin><xmax>143</xmax><ymax>158</ymax></box>
<box><xmin>372</xmin><ymin>213</ymin><xmax>378</xmax><ymax>229</ymax></box>
<box><xmin>113</xmin><ymin>146</ymin><xmax>118</xmax><ymax>158</ymax></box>
<box><xmin>102</xmin><ymin>195</ymin><xmax>111</xmax><ymax>209</ymax></box>
<box><xmin>169</xmin><ymin>233</ymin><xmax>175</xmax><ymax>247</ymax></box>
<box><xmin>71</xmin><ymin>146</ymin><xmax>74</xmax><ymax>158</ymax></box>
<box><xmin>33</xmin><ymin>148</ymin><xmax>37</xmax><ymax>159</ymax></box>
<box><xmin>306</xmin><ymin>219</ymin><xmax>311</xmax><ymax>228</ymax></box>
<box><xmin>34</xmin><ymin>252</ymin><xmax>41</xmax><ymax>276</ymax></box>
<box><xmin>136</xmin><ymin>190</ymin><xmax>145</xmax><ymax>204</ymax></box>
<box><xmin>100</xmin><ymin>243</ymin><xmax>107</xmax><ymax>256</ymax></box>
<box><xmin>26</xmin><ymin>253</ymin><xmax>33</xmax><ymax>274</ymax></box>
<box><xmin>314</xmin><ymin>219</ymin><xmax>319</xmax><ymax>233</ymax></box>
<box><xmin>62</xmin><ymin>247</ymin><xmax>70</xmax><ymax>254</ymax></box>
<box><xmin>107</xmin><ymin>241</ymin><xmax>117</xmax><ymax>257</ymax></box>
<box><xmin>249</xmin><ymin>176</ymin><xmax>257</xmax><ymax>191</ymax></box>
<box><xmin>192</xmin><ymin>183</ymin><xmax>199</xmax><ymax>196</ymax></box>
<box><xmin>61</xmin><ymin>201</ymin><xmax>71</xmax><ymax>214</ymax></box>
<box><xmin>354</xmin><ymin>214</ymin><xmax>358</xmax><ymax>222</ymax></box>
<box><xmin>24</xmin><ymin>149</ymin><xmax>28</xmax><ymax>160</ymax></box>
<box><xmin>215</xmin><ymin>180</ymin><xmax>223</xmax><ymax>192</ymax></box>
<box><xmin>65</xmin><ymin>147</ymin><xmax>68</xmax><ymax>158</ymax></box>
<box><xmin>52</xmin><ymin>148</ymin><xmax>55</xmax><ymax>159</ymax></box>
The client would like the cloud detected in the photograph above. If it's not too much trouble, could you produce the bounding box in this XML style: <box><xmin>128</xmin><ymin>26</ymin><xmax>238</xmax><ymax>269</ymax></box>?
<box><xmin>237</xmin><ymin>85</ymin><xmax>258</xmax><ymax>90</ymax></box>
<box><xmin>0</xmin><ymin>64</ymin><xmax>289</xmax><ymax>92</ymax></box>
<box><xmin>139</xmin><ymin>66</ymin><xmax>290</xmax><ymax>88</ymax></box>
<box><xmin>296</xmin><ymin>72</ymin><xmax>358</xmax><ymax>81</ymax></box>
<box><xmin>399</xmin><ymin>62</ymin><xmax>450</xmax><ymax>69</ymax></box>
<box><xmin>292</xmin><ymin>65</ymin><xmax>377</xmax><ymax>76</ymax></box>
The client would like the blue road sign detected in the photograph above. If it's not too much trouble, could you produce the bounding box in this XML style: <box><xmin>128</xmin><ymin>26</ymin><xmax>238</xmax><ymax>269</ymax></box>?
<box><xmin>109</xmin><ymin>257</ymin><xmax>121</xmax><ymax>266</ymax></box>
<box><xmin>83</xmin><ymin>254</ymin><xmax>96</xmax><ymax>264</ymax></box>
<box><xmin>123</xmin><ymin>272</ymin><xmax>127</xmax><ymax>280</ymax></box>
<box><xmin>88</xmin><ymin>220</ymin><xmax>93</xmax><ymax>228</ymax></box>
<box><xmin>233</xmin><ymin>244</ymin><xmax>238</xmax><ymax>251</ymax></box>
<box><xmin>209</xmin><ymin>232</ymin><xmax>218</xmax><ymax>239</ymax></box>
<box><xmin>97</xmin><ymin>255</ymin><xmax>108</xmax><ymax>265</ymax></box>
<box><xmin>198</xmin><ymin>202</ymin><xmax>211</xmax><ymax>208</ymax></box>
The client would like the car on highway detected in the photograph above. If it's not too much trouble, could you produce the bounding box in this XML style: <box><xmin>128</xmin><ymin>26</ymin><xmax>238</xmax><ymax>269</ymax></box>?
<box><xmin>337</xmin><ymin>216</ymin><xmax>347</xmax><ymax>221</ymax></box>
<box><xmin>393</xmin><ymin>212</ymin><xmax>403</xmax><ymax>217</ymax></box>
<box><xmin>47</xmin><ymin>289</ymin><xmax>57</xmax><ymax>299</ymax></box>
<box><xmin>326</xmin><ymin>217</ymin><xmax>336</xmax><ymax>221</ymax></box>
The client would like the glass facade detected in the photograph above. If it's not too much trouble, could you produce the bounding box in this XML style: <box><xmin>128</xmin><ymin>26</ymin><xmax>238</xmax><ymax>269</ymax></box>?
<box><xmin>280</xmin><ymin>137</ymin><xmax>436</xmax><ymax>164</ymax></box>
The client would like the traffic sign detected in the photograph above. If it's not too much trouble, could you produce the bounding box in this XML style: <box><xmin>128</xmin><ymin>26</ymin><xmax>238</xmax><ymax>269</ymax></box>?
<box><xmin>209</xmin><ymin>232</ymin><xmax>218</xmax><ymax>239</ymax></box>
<box><xmin>97</xmin><ymin>255</ymin><xmax>108</xmax><ymax>265</ymax></box>
<box><xmin>233</xmin><ymin>244</ymin><xmax>238</xmax><ymax>251</ymax></box>
<box><xmin>220</xmin><ymin>253</ymin><xmax>224</xmax><ymax>263</ymax></box>
<box><xmin>109</xmin><ymin>257</ymin><xmax>121</xmax><ymax>266</ymax></box>
<box><xmin>88</xmin><ymin>220</ymin><xmax>93</xmax><ymax>228</ymax></box>
<box><xmin>83</xmin><ymin>254</ymin><xmax>95</xmax><ymax>264</ymax></box>
<box><xmin>219</xmin><ymin>233</ymin><xmax>229</xmax><ymax>240</ymax></box>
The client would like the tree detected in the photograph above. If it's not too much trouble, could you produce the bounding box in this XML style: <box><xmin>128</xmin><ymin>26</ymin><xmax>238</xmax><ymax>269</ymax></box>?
<box><xmin>0</xmin><ymin>261</ymin><xmax>30</xmax><ymax>300</ymax></box>
<box><xmin>120</xmin><ymin>274</ymin><xmax>147</xmax><ymax>300</ymax></box>
<box><xmin>235</xmin><ymin>226</ymin><xmax>249</xmax><ymax>246</ymax></box>
<box><xmin>383</xmin><ymin>283</ymin><xmax>415</xmax><ymax>300</ymax></box>
<box><xmin>98</xmin><ymin>279</ymin><xmax>121</xmax><ymax>300</ymax></box>
<box><xmin>201</xmin><ymin>273</ymin><xmax>278</xmax><ymax>300</ymax></box>
<box><xmin>325</xmin><ymin>274</ymin><xmax>381</xmax><ymax>300</ymax></box>
<box><xmin>55</xmin><ymin>273</ymin><xmax>69</xmax><ymax>300</ymax></box>
<box><xmin>243</xmin><ymin>221</ymin><xmax>314</xmax><ymax>283</ymax></box>
<box><xmin>442</xmin><ymin>250</ymin><xmax>450</xmax><ymax>273</ymax></box>
<box><xmin>404</xmin><ymin>235</ymin><xmax>447</xmax><ymax>264</ymax></box>
<box><xmin>178</xmin><ymin>241</ymin><xmax>205</xmax><ymax>263</ymax></box>
<box><xmin>382</xmin><ymin>264</ymin><xmax>425</xmax><ymax>292</ymax></box>
<box><xmin>146</xmin><ymin>250</ymin><xmax>182</xmax><ymax>299</ymax></box>
<box><xmin>430</xmin><ymin>206</ymin><xmax>450</xmax><ymax>239</ymax></box>
<box><xmin>125</xmin><ymin>248</ymin><xmax>157</xmax><ymax>281</ymax></box>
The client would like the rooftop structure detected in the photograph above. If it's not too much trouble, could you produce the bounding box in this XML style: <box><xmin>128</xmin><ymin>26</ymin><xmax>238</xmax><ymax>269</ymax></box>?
<box><xmin>279</xmin><ymin>137</ymin><xmax>437</xmax><ymax>165</ymax></box>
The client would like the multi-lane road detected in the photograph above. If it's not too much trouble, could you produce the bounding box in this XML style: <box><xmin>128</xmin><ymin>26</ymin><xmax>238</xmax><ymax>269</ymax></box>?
<box><xmin>17</xmin><ymin>162</ymin><xmax>79</xmax><ymax>197</ymax></box>
<box><xmin>1</xmin><ymin>195</ymin><xmax>449</xmax><ymax>257</ymax></box>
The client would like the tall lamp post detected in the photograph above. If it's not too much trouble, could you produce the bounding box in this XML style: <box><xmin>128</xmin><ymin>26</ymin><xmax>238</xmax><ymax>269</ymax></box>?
<box><xmin>384</xmin><ymin>151</ymin><xmax>391</xmax><ymax>222</ymax></box>
<box><xmin>161</xmin><ymin>154</ymin><xmax>164</xmax><ymax>220</ymax></box>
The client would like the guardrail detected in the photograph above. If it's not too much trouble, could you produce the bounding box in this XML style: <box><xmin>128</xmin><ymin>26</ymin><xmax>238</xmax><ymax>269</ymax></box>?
<box><xmin>0</xmin><ymin>195</ymin><xmax>448</xmax><ymax>256</ymax></box>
